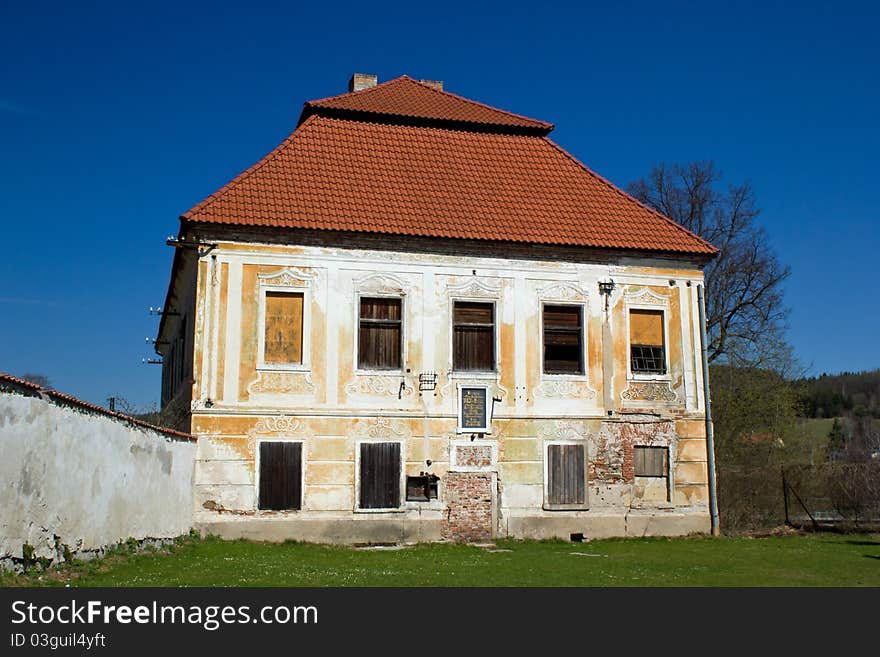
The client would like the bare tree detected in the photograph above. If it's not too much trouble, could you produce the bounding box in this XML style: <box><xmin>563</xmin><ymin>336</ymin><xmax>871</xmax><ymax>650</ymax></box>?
<box><xmin>628</xmin><ymin>161</ymin><xmax>791</xmax><ymax>369</ymax></box>
<box><xmin>19</xmin><ymin>373</ymin><xmax>52</xmax><ymax>388</ymax></box>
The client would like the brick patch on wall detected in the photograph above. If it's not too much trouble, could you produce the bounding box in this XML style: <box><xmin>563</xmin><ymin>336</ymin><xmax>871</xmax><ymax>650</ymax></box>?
<box><xmin>441</xmin><ymin>472</ymin><xmax>493</xmax><ymax>542</ymax></box>
<box><xmin>456</xmin><ymin>444</ymin><xmax>493</xmax><ymax>468</ymax></box>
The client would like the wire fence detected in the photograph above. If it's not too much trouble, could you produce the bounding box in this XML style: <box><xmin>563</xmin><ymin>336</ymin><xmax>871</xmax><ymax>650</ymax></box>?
<box><xmin>717</xmin><ymin>462</ymin><xmax>880</xmax><ymax>534</ymax></box>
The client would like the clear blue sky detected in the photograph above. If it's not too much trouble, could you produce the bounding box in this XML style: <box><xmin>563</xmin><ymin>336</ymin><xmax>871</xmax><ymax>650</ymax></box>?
<box><xmin>1</xmin><ymin>1</ymin><xmax>877</xmax><ymax>408</ymax></box>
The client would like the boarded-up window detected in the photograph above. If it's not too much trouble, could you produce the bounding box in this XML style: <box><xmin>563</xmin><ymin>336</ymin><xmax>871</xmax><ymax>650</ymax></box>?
<box><xmin>634</xmin><ymin>446</ymin><xmax>668</xmax><ymax>477</ymax></box>
<box><xmin>359</xmin><ymin>442</ymin><xmax>401</xmax><ymax>509</ymax></box>
<box><xmin>543</xmin><ymin>305</ymin><xmax>584</xmax><ymax>374</ymax></box>
<box><xmin>358</xmin><ymin>297</ymin><xmax>402</xmax><ymax>369</ymax></box>
<box><xmin>629</xmin><ymin>309</ymin><xmax>666</xmax><ymax>374</ymax></box>
<box><xmin>264</xmin><ymin>292</ymin><xmax>304</xmax><ymax>364</ymax></box>
<box><xmin>453</xmin><ymin>302</ymin><xmax>495</xmax><ymax>371</ymax></box>
<box><xmin>546</xmin><ymin>444</ymin><xmax>586</xmax><ymax>507</ymax></box>
<box><xmin>258</xmin><ymin>442</ymin><xmax>302</xmax><ymax>510</ymax></box>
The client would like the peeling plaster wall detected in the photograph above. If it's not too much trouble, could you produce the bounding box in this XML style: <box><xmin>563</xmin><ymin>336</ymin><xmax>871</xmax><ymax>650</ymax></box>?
<box><xmin>187</xmin><ymin>240</ymin><xmax>712</xmax><ymax>542</ymax></box>
<box><xmin>0</xmin><ymin>392</ymin><xmax>195</xmax><ymax>564</ymax></box>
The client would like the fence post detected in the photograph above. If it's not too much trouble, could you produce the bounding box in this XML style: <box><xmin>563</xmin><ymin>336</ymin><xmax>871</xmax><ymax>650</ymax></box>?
<box><xmin>781</xmin><ymin>465</ymin><xmax>790</xmax><ymax>526</ymax></box>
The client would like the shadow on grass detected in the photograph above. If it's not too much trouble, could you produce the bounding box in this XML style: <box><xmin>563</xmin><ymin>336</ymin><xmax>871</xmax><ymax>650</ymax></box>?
<box><xmin>844</xmin><ymin>540</ymin><xmax>880</xmax><ymax>546</ymax></box>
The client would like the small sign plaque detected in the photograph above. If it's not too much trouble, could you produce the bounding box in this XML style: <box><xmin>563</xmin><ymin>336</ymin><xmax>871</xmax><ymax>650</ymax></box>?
<box><xmin>458</xmin><ymin>385</ymin><xmax>490</xmax><ymax>433</ymax></box>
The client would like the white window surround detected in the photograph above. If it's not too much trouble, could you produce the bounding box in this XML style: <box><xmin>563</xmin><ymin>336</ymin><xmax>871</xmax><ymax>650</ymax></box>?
<box><xmin>253</xmin><ymin>438</ymin><xmax>306</xmax><ymax>513</ymax></box>
<box><xmin>542</xmin><ymin>440</ymin><xmax>589</xmax><ymax>511</ymax></box>
<box><xmin>624</xmin><ymin>290</ymin><xmax>672</xmax><ymax>383</ymax></box>
<box><xmin>352</xmin><ymin>291</ymin><xmax>407</xmax><ymax>376</ymax></box>
<box><xmin>539</xmin><ymin>301</ymin><xmax>589</xmax><ymax>380</ymax></box>
<box><xmin>256</xmin><ymin>283</ymin><xmax>311</xmax><ymax>372</ymax></box>
<box><xmin>353</xmin><ymin>439</ymin><xmax>406</xmax><ymax>513</ymax></box>
<box><xmin>456</xmin><ymin>383</ymin><xmax>493</xmax><ymax>434</ymax></box>
<box><xmin>448</xmin><ymin>296</ymin><xmax>501</xmax><ymax>376</ymax></box>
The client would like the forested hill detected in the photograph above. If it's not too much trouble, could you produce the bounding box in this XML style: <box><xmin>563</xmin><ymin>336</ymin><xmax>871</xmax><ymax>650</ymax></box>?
<box><xmin>795</xmin><ymin>369</ymin><xmax>880</xmax><ymax>419</ymax></box>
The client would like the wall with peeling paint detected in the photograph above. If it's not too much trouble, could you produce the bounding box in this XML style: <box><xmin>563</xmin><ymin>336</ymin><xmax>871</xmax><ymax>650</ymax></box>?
<box><xmin>0</xmin><ymin>391</ymin><xmax>195</xmax><ymax>565</ymax></box>
<box><xmin>182</xmin><ymin>239</ymin><xmax>712</xmax><ymax>542</ymax></box>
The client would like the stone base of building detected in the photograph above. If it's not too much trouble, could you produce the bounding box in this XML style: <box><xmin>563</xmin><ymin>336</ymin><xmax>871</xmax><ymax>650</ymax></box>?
<box><xmin>195</xmin><ymin>508</ymin><xmax>709</xmax><ymax>545</ymax></box>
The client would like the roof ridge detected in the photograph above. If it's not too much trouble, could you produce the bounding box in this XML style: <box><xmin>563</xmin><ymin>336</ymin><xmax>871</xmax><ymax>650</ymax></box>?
<box><xmin>182</xmin><ymin>115</ymin><xmax>319</xmax><ymax>220</ymax></box>
<box><xmin>304</xmin><ymin>75</ymin><xmax>552</xmax><ymax>131</ymax></box>
<box><xmin>403</xmin><ymin>76</ymin><xmax>553</xmax><ymax>130</ymax></box>
<box><xmin>540</xmin><ymin>136</ymin><xmax>719</xmax><ymax>254</ymax></box>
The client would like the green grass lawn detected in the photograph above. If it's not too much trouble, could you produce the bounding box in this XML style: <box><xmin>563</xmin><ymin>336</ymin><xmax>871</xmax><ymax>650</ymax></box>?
<box><xmin>3</xmin><ymin>532</ymin><xmax>879</xmax><ymax>587</ymax></box>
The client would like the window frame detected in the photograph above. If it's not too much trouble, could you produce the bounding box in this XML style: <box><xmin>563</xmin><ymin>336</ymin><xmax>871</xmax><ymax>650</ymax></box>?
<box><xmin>254</xmin><ymin>438</ymin><xmax>306</xmax><ymax>512</ymax></box>
<box><xmin>633</xmin><ymin>445</ymin><xmax>669</xmax><ymax>478</ymax></box>
<box><xmin>450</xmin><ymin>299</ymin><xmax>498</xmax><ymax>373</ymax></box>
<box><xmin>354</xmin><ymin>293</ymin><xmax>405</xmax><ymax>373</ymax></box>
<box><xmin>543</xmin><ymin>440</ymin><xmax>589</xmax><ymax>511</ymax></box>
<box><xmin>256</xmin><ymin>283</ymin><xmax>310</xmax><ymax>372</ymax></box>
<box><xmin>540</xmin><ymin>302</ymin><xmax>586</xmax><ymax>376</ymax></box>
<box><xmin>354</xmin><ymin>440</ymin><xmax>406</xmax><ymax>513</ymax></box>
<box><xmin>626</xmin><ymin>304</ymin><xmax>670</xmax><ymax>381</ymax></box>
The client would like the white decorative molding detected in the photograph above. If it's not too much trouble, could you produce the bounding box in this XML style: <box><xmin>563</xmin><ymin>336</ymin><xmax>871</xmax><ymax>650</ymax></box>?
<box><xmin>538</xmin><ymin>281</ymin><xmax>588</xmax><ymax>302</ymax></box>
<box><xmin>439</xmin><ymin>376</ymin><xmax>509</xmax><ymax>404</ymax></box>
<box><xmin>621</xmin><ymin>381</ymin><xmax>678</xmax><ymax>403</ymax></box>
<box><xmin>345</xmin><ymin>376</ymin><xmax>413</xmax><ymax>398</ymax></box>
<box><xmin>258</xmin><ymin>267</ymin><xmax>316</xmax><ymax>288</ymax></box>
<box><xmin>534</xmin><ymin>379</ymin><xmax>597</xmax><ymax>400</ymax></box>
<box><xmin>349</xmin><ymin>417</ymin><xmax>412</xmax><ymax>439</ymax></box>
<box><xmin>246</xmin><ymin>414</ymin><xmax>311</xmax><ymax>456</ymax></box>
<box><xmin>538</xmin><ymin>420</ymin><xmax>589</xmax><ymax>441</ymax></box>
<box><xmin>353</xmin><ymin>272</ymin><xmax>410</xmax><ymax>295</ymax></box>
<box><xmin>446</xmin><ymin>278</ymin><xmax>502</xmax><ymax>298</ymax></box>
<box><xmin>624</xmin><ymin>286</ymin><xmax>668</xmax><ymax>306</ymax></box>
<box><xmin>246</xmin><ymin>370</ymin><xmax>316</xmax><ymax>396</ymax></box>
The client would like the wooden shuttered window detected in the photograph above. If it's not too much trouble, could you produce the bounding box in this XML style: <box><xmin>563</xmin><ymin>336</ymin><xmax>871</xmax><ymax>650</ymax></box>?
<box><xmin>629</xmin><ymin>309</ymin><xmax>666</xmax><ymax>375</ymax></box>
<box><xmin>359</xmin><ymin>442</ymin><xmax>401</xmax><ymax>509</ymax></box>
<box><xmin>453</xmin><ymin>302</ymin><xmax>495</xmax><ymax>371</ymax></box>
<box><xmin>546</xmin><ymin>444</ymin><xmax>586</xmax><ymax>507</ymax></box>
<box><xmin>543</xmin><ymin>305</ymin><xmax>584</xmax><ymax>374</ymax></box>
<box><xmin>634</xmin><ymin>446</ymin><xmax>668</xmax><ymax>478</ymax></box>
<box><xmin>258</xmin><ymin>441</ymin><xmax>302</xmax><ymax>510</ymax></box>
<box><xmin>264</xmin><ymin>292</ymin><xmax>304</xmax><ymax>364</ymax></box>
<box><xmin>358</xmin><ymin>297</ymin><xmax>402</xmax><ymax>369</ymax></box>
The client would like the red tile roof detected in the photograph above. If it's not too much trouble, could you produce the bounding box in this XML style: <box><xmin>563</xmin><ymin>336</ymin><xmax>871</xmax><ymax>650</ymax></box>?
<box><xmin>182</xmin><ymin>76</ymin><xmax>716</xmax><ymax>256</ymax></box>
<box><xmin>303</xmin><ymin>75</ymin><xmax>553</xmax><ymax>132</ymax></box>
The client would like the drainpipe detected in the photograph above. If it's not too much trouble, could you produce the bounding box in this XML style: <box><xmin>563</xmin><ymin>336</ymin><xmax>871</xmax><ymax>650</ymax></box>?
<box><xmin>697</xmin><ymin>284</ymin><xmax>720</xmax><ymax>536</ymax></box>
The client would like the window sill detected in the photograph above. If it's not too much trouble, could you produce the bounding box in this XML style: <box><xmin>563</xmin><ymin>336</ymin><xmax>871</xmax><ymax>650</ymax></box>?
<box><xmin>354</xmin><ymin>369</ymin><xmax>405</xmax><ymax>376</ymax></box>
<box><xmin>353</xmin><ymin>507</ymin><xmax>406</xmax><ymax>514</ymax></box>
<box><xmin>542</xmin><ymin>504</ymin><xmax>590</xmax><ymax>512</ymax></box>
<box><xmin>256</xmin><ymin>363</ymin><xmax>310</xmax><ymax>373</ymax></box>
<box><xmin>541</xmin><ymin>372</ymin><xmax>588</xmax><ymax>380</ymax></box>
<box><xmin>629</xmin><ymin>373</ymin><xmax>671</xmax><ymax>382</ymax></box>
<box><xmin>449</xmin><ymin>371</ymin><xmax>498</xmax><ymax>379</ymax></box>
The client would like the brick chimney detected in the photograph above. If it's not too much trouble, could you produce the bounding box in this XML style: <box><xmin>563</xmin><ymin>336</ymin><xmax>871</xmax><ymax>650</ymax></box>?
<box><xmin>419</xmin><ymin>79</ymin><xmax>444</xmax><ymax>91</ymax></box>
<box><xmin>348</xmin><ymin>73</ymin><xmax>378</xmax><ymax>92</ymax></box>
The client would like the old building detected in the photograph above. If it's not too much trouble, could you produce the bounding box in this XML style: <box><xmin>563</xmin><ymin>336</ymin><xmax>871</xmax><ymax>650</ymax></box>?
<box><xmin>156</xmin><ymin>73</ymin><xmax>718</xmax><ymax>543</ymax></box>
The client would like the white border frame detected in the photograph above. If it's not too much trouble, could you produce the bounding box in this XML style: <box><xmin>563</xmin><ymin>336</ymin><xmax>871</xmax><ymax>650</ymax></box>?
<box><xmin>542</xmin><ymin>440</ymin><xmax>589</xmax><ymax>511</ymax></box>
<box><xmin>254</xmin><ymin>437</ymin><xmax>306</xmax><ymax>512</ymax></box>
<box><xmin>456</xmin><ymin>383</ymin><xmax>492</xmax><ymax>434</ymax></box>
<box><xmin>539</xmin><ymin>301</ymin><xmax>588</xmax><ymax>378</ymax></box>
<box><xmin>256</xmin><ymin>283</ymin><xmax>311</xmax><ymax>372</ymax></box>
<box><xmin>449</xmin><ymin>439</ymin><xmax>498</xmax><ymax>472</ymax></box>
<box><xmin>625</xmin><ymin>302</ymin><xmax>671</xmax><ymax>382</ymax></box>
<box><xmin>353</xmin><ymin>439</ymin><xmax>406</xmax><ymax>513</ymax></box>
<box><xmin>632</xmin><ymin>444</ymin><xmax>674</xmax><ymax>505</ymax></box>
<box><xmin>449</xmin><ymin>297</ymin><xmax>500</xmax><ymax>375</ymax></box>
<box><xmin>353</xmin><ymin>292</ymin><xmax>407</xmax><ymax>375</ymax></box>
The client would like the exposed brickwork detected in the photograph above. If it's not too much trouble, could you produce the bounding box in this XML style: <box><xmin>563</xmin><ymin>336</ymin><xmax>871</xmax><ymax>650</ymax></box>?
<box><xmin>441</xmin><ymin>472</ymin><xmax>493</xmax><ymax>542</ymax></box>
<box><xmin>456</xmin><ymin>444</ymin><xmax>493</xmax><ymax>468</ymax></box>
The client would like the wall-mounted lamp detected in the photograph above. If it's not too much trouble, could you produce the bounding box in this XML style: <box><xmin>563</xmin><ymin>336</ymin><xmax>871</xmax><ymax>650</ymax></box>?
<box><xmin>598</xmin><ymin>279</ymin><xmax>616</xmax><ymax>312</ymax></box>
